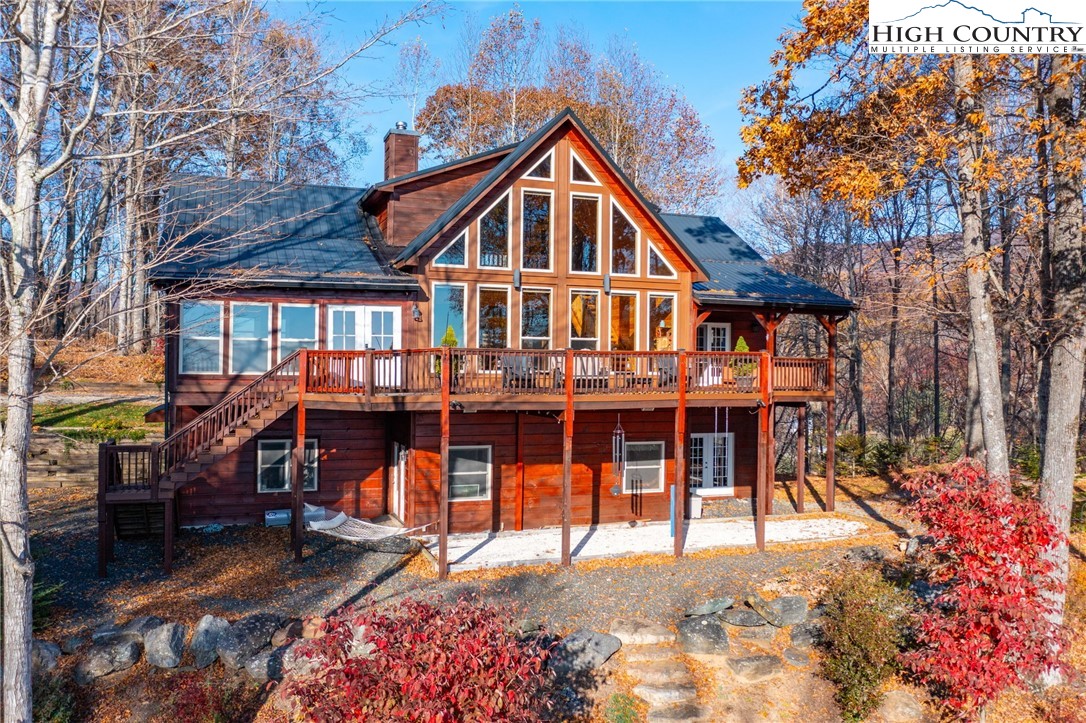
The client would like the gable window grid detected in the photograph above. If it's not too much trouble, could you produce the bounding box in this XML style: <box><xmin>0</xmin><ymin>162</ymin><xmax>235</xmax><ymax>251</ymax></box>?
<box><xmin>525</xmin><ymin>150</ymin><xmax>554</xmax><ymax>180</ymax></box>
<box><xmin>610</xmin><ymin>200</ymin><xmax>640</xmax><ymax>276</ymax></box>
<box><xmin>433</xmin><ymin>231</ymin><xmax>467</xmax><ymax>268</ymax></box>
<box><xmin>570</xmin><ymin>149</ymin><xmax>600</xmax><ymax>185</ymax></box>
<box><xmin>520</xmin><ymin>188</ymin><xmax>553</xmax><ymax>272</ymax></box>
<box><xmin>230</xmin><ymin>302</ymin><xmax>272</xmax><ymax>375</ymax></box>
<box><xmin>609</xmin><ymin>291</ymin><xmax>639</xmax><ymax>353</ymax></box>
<box><xmin>647</xmin><ymin>241</ymin><xmax>678</xmax><ymax>278</ymax></box>
<box><xmin>179</xmin><ymin>301</ymin><xmax>223</xmax><ymax>375</ymax></box>
<box><xmin>520</xmin><ymin>288</ymin><xmax>552</xmax><ymax>350</ymax></box>
<box><xmin>279</xmin><ymin>304</ymin><xmax>318</xmax><ymax>360</ymax></box>
<box><xmin>478</xmin><ymin>285</ymin><xmax>510</xmax><ymax>369</ymax></box>
<box><xmin>449</xmin><ymin>445</ymin><xmax>492</xmax><ymax>501</ymax></box>
<box><xmin>478</xmin><ymin>194</ymin><xmax>511</xmax><ymax>269</ymax></box>
<box><xmin>569</xmin><ymin>289</ymin><xmax>600</xmax><ymax>350</ymax></box>
<box><xmin>623</xmin><ymin>440</ymin><xmax>665</xmax><ymax>494</ymax></box>
<box><xmin>648</xmin><ymin>293</ymin><xmax>677</xmax><ymax>352</ymax></box>
<box><xmin>569</xmin><ymin>192</ymin><xmax>602</xmax><ymax>274</ymax></box>
<box><xmin>257</xmin><ymin>438</ymin><xmax>319</xmax><ymax>493</ymax></box>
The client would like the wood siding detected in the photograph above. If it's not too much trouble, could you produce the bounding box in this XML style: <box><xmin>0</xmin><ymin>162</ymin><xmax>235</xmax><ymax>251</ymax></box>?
<box><xmin>379</xmin><ymin>160</ymin><xmax>504</xmax><ymax>245</ymax></box>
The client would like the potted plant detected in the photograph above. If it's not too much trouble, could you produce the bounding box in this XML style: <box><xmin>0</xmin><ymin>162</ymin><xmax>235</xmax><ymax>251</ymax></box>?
<box><xmin>730</xmin><ymin>336</ymin><xmax>757</xmax><ymax>392</ymax></box>
<box><xmin>434</xmin><ymin>326</ymin><xmax>462</xmax><ymax>381</ymax></box>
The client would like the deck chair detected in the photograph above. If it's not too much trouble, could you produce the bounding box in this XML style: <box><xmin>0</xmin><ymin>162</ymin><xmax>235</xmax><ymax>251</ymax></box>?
<box><xmin>655</xmin><ymin>356</ymin><xmax>678</xmax><ymax>388</ymax></box>
<box><xmin>572</xmin><ymin>355</ymin><xmax>610</xmax><ymax>391</ymax></box>
<box><xmin>502</xmin><ymin>355</ymin><xmax>538</xmax><ymax>390</ymax></box>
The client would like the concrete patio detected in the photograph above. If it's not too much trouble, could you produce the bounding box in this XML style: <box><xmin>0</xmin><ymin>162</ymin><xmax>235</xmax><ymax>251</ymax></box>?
<box><xmin>423</xmin><ymin>515</ymin><xmax>869</xmax><ymax>571</ymax></box>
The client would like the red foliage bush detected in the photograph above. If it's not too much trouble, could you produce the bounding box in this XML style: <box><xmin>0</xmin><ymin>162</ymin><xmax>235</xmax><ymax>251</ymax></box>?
<box><xmin>901</xmin><ymin>461</ymin><xmax>1067</xmax><ymax>717</ymax></box>
<box><xmin>283</xmin><ymin>596</ymin><xmax>554</xmax><ymax>722</ymax></box>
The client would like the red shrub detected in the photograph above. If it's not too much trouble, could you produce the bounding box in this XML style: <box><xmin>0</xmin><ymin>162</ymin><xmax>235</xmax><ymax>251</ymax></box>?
<box><xmin>283</xmin><ymin>596</ymin><xmax>554</xmax><ymax>722</ymax></box>
<box><xmin>901</xmin><ymin>461</ymin><xmax>1067</xmax><ymax>717</ymax></box>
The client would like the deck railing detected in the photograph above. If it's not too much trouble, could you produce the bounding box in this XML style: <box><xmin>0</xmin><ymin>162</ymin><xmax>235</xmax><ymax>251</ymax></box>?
<box><xmin>772</xmin><ymin>357</ymin><xmax>830</xmax><ymax>392</ymax></box>
<box><xmin>98</xmin><ymin>442</ymin><xmax>159</xmax><ymax>497</ymax></box>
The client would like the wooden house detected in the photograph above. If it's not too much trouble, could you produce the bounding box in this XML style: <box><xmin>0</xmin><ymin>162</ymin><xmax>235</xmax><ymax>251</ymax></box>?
<box><xmin>98</xmin><ymin>110</ymin><xmax>852</xmax><ymax>577</ymax></box>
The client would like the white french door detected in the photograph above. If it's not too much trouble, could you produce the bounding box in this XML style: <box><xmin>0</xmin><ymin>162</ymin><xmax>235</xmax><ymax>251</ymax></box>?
<box><xmin>327</xmin><ymin>306</ymin><xmax>403</xmax><ymax>386</ymax></box>
<box><xmin>689</xmin><ymin>433</ymin><xmax>735</xmax><ymax>496</ymax></box>
<box><xmin>391</xmin><ymin>441</ymin><xmax>408</xmax><ymax>521</ymax></box>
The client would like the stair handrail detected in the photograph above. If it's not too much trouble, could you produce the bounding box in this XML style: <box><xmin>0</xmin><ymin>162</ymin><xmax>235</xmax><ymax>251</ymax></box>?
<box><xmin>159</xmin><ymin>350</ymin><xmax>303</xmax><ymax>478</ymax></box>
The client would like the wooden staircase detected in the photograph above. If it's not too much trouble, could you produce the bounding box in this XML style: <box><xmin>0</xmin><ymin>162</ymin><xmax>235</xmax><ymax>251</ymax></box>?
<box><xmin>97</xmin><ymin>351</ymin><xmax>303</xmax><ymax>576</ymax></box>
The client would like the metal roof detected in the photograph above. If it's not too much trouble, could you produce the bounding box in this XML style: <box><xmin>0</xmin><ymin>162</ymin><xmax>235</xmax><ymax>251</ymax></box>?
<box><xmin>153</xmin><ymin>175</ymin><xmax>417</xmax><ymax>291</ymax></box>
<box><xmin>660</xmin><ymin>213</ymin><xmax>854</xmax><ymax>311</ymax></box>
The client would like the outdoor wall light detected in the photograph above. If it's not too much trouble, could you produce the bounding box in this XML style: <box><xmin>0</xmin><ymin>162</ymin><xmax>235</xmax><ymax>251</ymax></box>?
<box><xmin>411</xmin><ymin>303</ymin><xmax>422</xmax><ymax>322</ymax></box>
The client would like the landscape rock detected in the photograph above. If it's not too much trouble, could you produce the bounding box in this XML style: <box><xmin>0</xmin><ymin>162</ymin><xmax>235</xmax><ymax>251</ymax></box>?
<box><xmin>878</xmin><ymin>690</ymin><xmax>925</xmax><ymax>722</ymax></box>
<box><xmin>516</xmin><ymin>618</ymin><xmax>543</xmax><ymax>635</ymax></box>
<box><xmin>624</xmin><ymin>646</ymin><xmax>676</xmax><ymax>663</ymax></box>
<box><xmin>767</xmin><ymin>596</ymin><xmax>808</xmax><ymax>626</ymax></box>
<box><xmin>720</xmin><ymin>609</ymin><xmax>767</xmax><ymax>627</ymax></box>
<box><xmin>551</xmin><ymin>630</ymin><xmax>622</xmax><ymax>675</ymax></box>
<box><xmin>909</xmin><ymin>580</ymin><xmax>949</xmax><ymax>605</ymax></box>
<box><xmin>845</xmin><ymin>545</ymin><xmax>885</xmax><ymax>563</ymax></box>
<box><xmin>272</xmin><ymin>619</ymin><xmax>303</xmax><ymax>648</ymax></box>
<box><xmin>76</xmin><ymin>633</ymin><xmax>141</xmax><ymax>684</ymax></box>
<box><xmin>677</xmin><ymin>615</ymin><xmax>730</xmax><ymax>655</ymax></box>
<box><xmin>647</xmin><ymin>703</ymin><xmax>707</xmax><ymax>721</ymax></box>
<box><xmin>789</xmin><ymin>622</ymin><xmax>824</xmax><ymax>649</ymax></box>
<box><xmin>683</xmin><ymin>596</ymin><xmax>734</xmax><ymax>617</ymax></box>
<box><xmin>124</xmin><ymin>615</ymin><xmax>166</xmax><ymax>640</ymax></box>
<box><xmin>782</xmin><ymin>647</ymin><xmax>810</xmax><ymax>667</ymax></box>
<box><xmin>31</xmin><ymin>640</ymin><xmax>61</xmax><ymax>678</ymax></box>
<box><xmin>735</xmin><ymin>625</ymin><xmax>777</xmax><ymax>640</ymax></box>
<box><xmin>246</xmin><ymin>646</ymin><xmax>288</xmax><ymax>683</ymax></box>
<box><xmin>144</xmin><ymin>622</ymin><xmax>187</xmax><ymax>668</ymax></box>
<box><xmin>633</xmin><ymin>683</ymin><xmax>698</xmax><ymax>707</ymax></box>
<box><xmin>217</xmin><ymin>613</ymin><xmax>281</xmax><ymax>670</ymax></box>
<box><xmin>626</xmin><ymin>659</ymin><xmax>693</xmax><ymax>686</ymax></box>
<box><xmin>91</xmin><ymin>623</ymin><xmax>121</xmax><ymax>642</ymax></box>
<box><xmin>744</xmin><ymin>593</ymin><xmax>785</xmax><ymax>627</ymax></box>
<box><xmin>61</xmin><ymin>635</ymin><xmax>87</xmax><ymax>655</ymax></box>
<box><xmin>281</xmin><ymin>639</ymin><xmax>323</xmax><ymax>677</ymax></box>
<box><xmin>189</xmin><ymin>614</ymin><xmax>231</xmax><ymax>669</ymax></box>
<box><xmin>301</xmin><ymin>616</ymin><xmax>326</xmax><ymax>640</ymax></box>
<box><xmin>610</xmin><ymin>618</ymin><xmax>676</xmax><ymax>646</ymax></box>
<box><xmin>727</xmin><ymin>655</ymin><xmax>783</xmax><ymax>683</ymax></box>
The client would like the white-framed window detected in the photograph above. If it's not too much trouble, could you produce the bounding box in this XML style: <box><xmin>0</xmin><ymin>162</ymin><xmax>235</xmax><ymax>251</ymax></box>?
<box><xmin>432</xmin><ymin>283</ymin><xmax>467</xmax><ymax>347</ymax></box>
<box><xmin>611</xmin><ymin>201</ymin><xmax>639</xmax><ymax>276</ymax></box>
<box><xmin>257</xmin><ymin>438</ymin><xmax>318</xmax><ymax>493</ymax></box>
<box><xmin>623</xmin><ymin>441</ymin><xmax>665</xmax><ymax>494</ymax></box>
<box><xmin>570</xmin><ymin>149</ymin><xmax>600</xmax><ymax>185</ymax></box>
<box><xmin>570</xmin><ymin>289</ymin><xmax>600</xmax><ymax>350</ymax></box>
<box><xmin>609</xmin><ymin>292</ymin><xmax>638</xmax><ymax>352</ymax></box>
<box><xmin>648</xmin><ymin>293</ymin><xmax>677</xmax><ymax>351</ymax></box>
<box><xmin>479</xmin><ymin>193</ymin><xmax>511</xmax><ymax>269</ymax></box>
<box><xmin>328</xmin><ymin>305</ymin><xmax>402</xmax><ymax>351</ymax></box>
<box><xmin>230</xmin><ymin>303</ymin><xmax>271</xmax><ymax>375</ymax></box>
<box><xmin>478</xmin><ymin>286</ymin><xmax>510</xmax><ymax>368</ymax></box>
<box><xmin>521</xmin><ymin>189</ymin><xmax>552</xmax><ymax>271</ymax></box>
<box><xmin>648</xmin><ymin>241</ymin><xmax>677</xmax><ymax>278</ymax></box>
<box><xmin>179</xmin><ymin>301</ymin><xmax>223</xmax><ymax>375</ymax></box>
<box><xmin>525</xmin><ymin>150</ymin><xmax>553</xmax><ymax>180</ymax></box>
<box><xmin>696</xmin><ymin>323</ymin><xmax>733</xmax><ymax>352</ymax></box>
<box><xmin>520</xmin><ymin>288</ymin><xmax>552</xmax><ymax>349</ymax></box>
<box><xmin>689</xmin><ymin>433</ymin><xmax>735</xmax><ymax>496</ymax></box>
<box><xmin>279</xmin><ymin>304</ymin><xmax>317</xmax><ymax>360</ymax></box>
<box><xmin>570</xmin><ymin>193</ymin><xmax>601</xmax><ymax>274</ymax></box>
<box><xmin>449</xmin><ymin>445</ymin><xmax>492</xmax><ymax>501</ymax></box>
<box><xmin>434</xmin><ymin>232</ymin><xmax>467</xmax><ymax>268</ymax></box>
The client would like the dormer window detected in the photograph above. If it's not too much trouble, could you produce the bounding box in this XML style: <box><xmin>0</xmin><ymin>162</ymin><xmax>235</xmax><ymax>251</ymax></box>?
<box><xmin>434</xmin><ymin>232</ymin><xmax>467</xmax><ymax>267</ymax></box>
<box><xmin>648</xmin><ymin>242</ymin><xmax>677</xmax><ymax>278</ymax></box>
<box><xmin>479</xmin><ymin>194</ymin><xmax>510</xmax><ymax>268</ymax></box>
<box><xmin>571</xmin><ymin>150</ymin><xmax>599</xmax><ymax>184</ymax></box>
<box><xmin>525</xmin><ymin>151</ymin><xmax>553</xmax><ymax>180</ymax></box>
<box><xmin>611</xmin><ymin>203</ymin><xmax>638</xmax><ymax>276</ymax></box>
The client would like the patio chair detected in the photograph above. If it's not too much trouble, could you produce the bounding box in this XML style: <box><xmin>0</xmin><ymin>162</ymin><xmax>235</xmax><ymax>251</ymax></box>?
<box><xmin>572</xmin><ymin>355</ymin><xmax>610</xmax><ymax>391</ymax></box>
<box><xmin>656</xmin><ymin>356</ymin><xmax>678</xmax><ymax>388</ymax></box>
<box><xmin>502</xmin><ymin>354</ymin><xmax>538</xmax><ymax>391</ymax></box>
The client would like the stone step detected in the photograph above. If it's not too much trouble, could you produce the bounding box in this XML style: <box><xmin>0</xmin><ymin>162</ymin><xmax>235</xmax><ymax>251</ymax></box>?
<box><xmin>633</xmin><ymin>683</ymin><xmax>698</xmax><ymax>708</ymax></box>
<box><xmin>626</xmin><ymin>659</ymin><xmax>693</xmax><ymax>687</ymax></box>
<box><xmin>624</xmin><ymin>645</ymin><xmax>679</xmax><ymax>663</ymax></box>
<box><xmin>610</xmin><ymin>618</ymin><xmax>676</xmax><ymax>646</ymax></box>
<box><xmin>646</xmin><ymin>703</ymin><xmax>709</xmax><ymax>722</ymax></box>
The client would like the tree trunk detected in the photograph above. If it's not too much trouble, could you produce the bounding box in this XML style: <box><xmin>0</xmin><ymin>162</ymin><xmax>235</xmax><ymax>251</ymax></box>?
<box><xmin>1039</xmin><ymin>54</ymin><xmax>1086</xmax><ymax>627</ymax></box>
<box><xmin>954</xmin><ymin>54</ymin><xmax>1010</xmax><ymax>481</ymax></box>
<box><xmin>965</xmin><ymin>330</ymin><xmax>984</xmax><ymax>456</ymax></box>
<box><xmin>886</xmin><ymin>248</ymin><xmax>901</xmax><ymax>441</ymax></box>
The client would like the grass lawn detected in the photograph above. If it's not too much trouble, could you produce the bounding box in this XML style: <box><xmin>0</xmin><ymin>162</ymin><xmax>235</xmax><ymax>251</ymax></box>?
<box><xmin>28</xmin><ymin>401</ymin><xmax>162</xmax><ymax>441</ymax></box>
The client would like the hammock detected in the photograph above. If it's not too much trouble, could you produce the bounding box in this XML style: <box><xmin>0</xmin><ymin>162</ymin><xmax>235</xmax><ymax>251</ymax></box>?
<box><xmin>305</xmin><ymin>505</ymin><xmax>431</xmax><ymax>542</ymax></box>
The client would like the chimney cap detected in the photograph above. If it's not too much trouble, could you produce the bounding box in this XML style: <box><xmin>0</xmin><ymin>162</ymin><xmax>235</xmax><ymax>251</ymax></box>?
<box><xmin>395</xmin><ymin>120</ymin><xmax>408</xmax><ymax>131</ymax></box>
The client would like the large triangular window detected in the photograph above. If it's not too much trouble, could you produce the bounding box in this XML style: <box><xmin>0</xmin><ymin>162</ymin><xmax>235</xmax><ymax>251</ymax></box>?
<box><xmin>434</xmin><ymin>232</ymin><xmax>467</xmax><ymax>267</ymax></box>
<box><xmin>570</xmin><ymin>150</ymin><xmax>599</xmax><ymax>185</ymax></box>
<box><xmin>525</xmin><ymin>151</ymin><xmax>553</xmax><ymax>180</ymax></box>
<box><xmin>648</xmin><ymin>242</ymin><xmax>677</xmax><ymax>278</ymax></box>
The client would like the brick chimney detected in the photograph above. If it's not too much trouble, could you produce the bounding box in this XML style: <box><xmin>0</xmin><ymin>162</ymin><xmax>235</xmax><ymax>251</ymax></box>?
<box><xmin>384</xmin><ymin>121</ymin><xmax>420</xmax><ymax>180</ymax></box>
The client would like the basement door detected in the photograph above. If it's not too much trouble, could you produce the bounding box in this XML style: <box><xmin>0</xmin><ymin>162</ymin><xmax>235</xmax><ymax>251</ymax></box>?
<box><xmin>327</xmin><ymin>305</ymin><xmax>403</xmax><ymax>387</ymax></box>
<box><xmin>391</xmin><ymin>441</ymin><xmax>408</xmax><ymax>522</ymax></box>
<box><xmin>689</xmin><ymin>433</ymin><xmax>735</xmax><ymax>496</ymax></box>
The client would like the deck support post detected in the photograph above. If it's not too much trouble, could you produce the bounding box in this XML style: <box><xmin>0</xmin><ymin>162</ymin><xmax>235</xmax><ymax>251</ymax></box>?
<box><xmin>821</xmin><ymin>318</ymin><xmax>838</xmax><ymax>512</ymax></box>
<box><xmin>164</xmin><ymin>497</ymin><xmax>175</xmax><ymax>574</ymax></box>
<box><xmin>515</xmin><ymin>413</ymin><xmax>525</xmax><ymax>532</ymax></box>
<box><xmin>767</xmin><ymin>404</ymin><xmax>776</xmax><ymax>515</ymax></box>
<box><xmin>439</xmin><ymin>346</ymin><xmax>451</xmax><ymax>579</ymax></box>
<box><xmin>561</xmin><ymin>348</ymin><xmax>574</xmax><ymax>567</ymax></box>
<box><xmin>756</xmin><ymin>403</ymin><xmax>768</xmax><ymax>551</ymax></box>
<box><xmin>796</xmin><ymin>405</ymin><xmax>807</xmax><ymax>513</ymax></box>
<box><xmin>292</xmin><ymin>349</ymin><xmax>308</xmax><ymax>563</ymax></box>
<box><xmin>97</xmin><ymin>442</ymin><xmax>109</xmax><ymax>578</ymax></box>
<box><xmin>674</xmin><ymin>351</ymin><xmax>688</xmax><ymax>558</ymax></box>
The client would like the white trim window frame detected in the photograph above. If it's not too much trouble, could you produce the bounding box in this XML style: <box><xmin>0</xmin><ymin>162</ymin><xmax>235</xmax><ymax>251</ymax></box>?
<box><xmin>569</xmin><ymin>191</ymin><xmax>603</xmax><ymax>275</ymax></box>
<box><xmin>570</xmin><ymin>148</ymin><xmax>601</xmax><ymax>185</ymax></box>
<box><xmin>478</xmin><ymin>192</ymin><xmax>512</xmax><ymax>270</ymax></box>
<box><xmin>433</xmin><ymin>231</ymin><xmax>469</xmax><ymax>269</ymax></box>
<box><xmin>520</xmin><ymin>187</ymin><xmax>554</xmax><ymax>272</ymax></box>
<box><xmin>229</xmin><ymin>302</ymin><xmax>272</xmax><ymax>375</ymax></box>
<box><xmin>647</xmin><ymin>240</ymin><xmax>678</xmax><ymax>278</ymax></box>
<box><xmin>689</xmin><ymin>433</ymin><xmax>735</xmax><ymax>497</ymax></box>
<box><xmin>449</xmin><ymin>445</ymin><xmax>492</xmax><ymax>501</ymax></box>
<box><xmin>608</xmin><ymin>290</ymin><xmax>640</xmax><ymax>352</ymax></box>
<box><xmin>520</xmin><ymin>287</ymin><xmax>553</xmax><ymax>350</ymax></box>
<box><xmin>179</xmin><ymin>300</ymin><xmax>224</xmax><ymax>375</ymax></box>
<box><xmin>278</xmin><ymin>303</ymin><xmax>318</xmax><ymax>361</ymax></box>
<box><xmin>623</xmin><ymin>440</ymin><xmax>665</xmax><ymax>494</ymax></box>
<box><xmin>257</xmin><ymin>438</ymin><xmax>319</xmax><ymax>493</ymax></box>
<box><xmin>477</xmin><ymin>284</ymin><xmax>512</xmax><ymax>352</ymax></box>
<box><xmin>697</xmin><ymin>322</ymin><xmax>733</xmax><ymax>352</ymax></box>
<box><xmin>524</xmin><ymin>149</ymin><xmax>554</xmax><ymax>180</ymax></box>
<box><xmin>431</xmin><ymin>282</ymin><xmax>468</xmax><ymax>348</ymax></box>
<box><xmin>610</xmin><ymin>199</ymin><xmax>640</xmax><ymax>277</ymax></box>
<box><xmin>647</xmin><ymin>292</ymin><xmax>678</xmax><ymax>352</ymax></box>
<box><xmin>569</xmin><ymin>288</ymin><xmax>601</xmax><ymax>350</ymax></box>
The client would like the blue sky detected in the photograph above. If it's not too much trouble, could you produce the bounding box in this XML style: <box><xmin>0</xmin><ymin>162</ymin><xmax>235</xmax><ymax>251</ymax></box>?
<box><xmin>268</xmin><ymin>1</ymin><xmax>806</xmax><ymax>187</ymax></box>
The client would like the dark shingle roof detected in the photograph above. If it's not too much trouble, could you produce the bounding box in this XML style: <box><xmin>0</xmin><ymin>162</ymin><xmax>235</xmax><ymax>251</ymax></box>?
<box><xmin>153</xmin><ymin>176</ymin><xmax>416</xmax><ymax>290</ymax></box>
<box><xmin>660</xmin><ymin>213</ymin><xmax>854</xmax><ymax>311</ymax></box>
